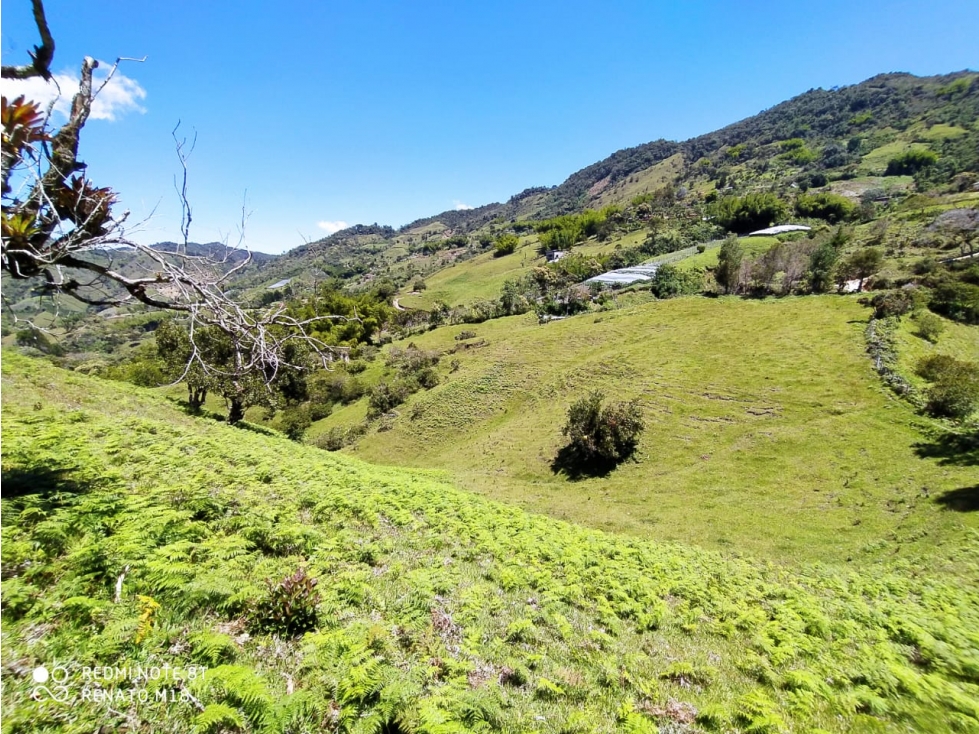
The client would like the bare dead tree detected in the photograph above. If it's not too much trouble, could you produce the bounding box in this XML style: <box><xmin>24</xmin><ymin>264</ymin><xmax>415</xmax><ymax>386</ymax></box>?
<box><xmin>2</xmin><ymin>0</ymin><xmax>347</xmax><ymax>393</ymax></box>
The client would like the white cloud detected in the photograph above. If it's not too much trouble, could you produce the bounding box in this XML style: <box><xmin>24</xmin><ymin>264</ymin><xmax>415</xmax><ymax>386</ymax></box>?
<box><xmin>0</xmin><ymin>63</ymin><xmax>146</xmax><ymax>122</ymax></box>
<box><xmin>317</xmin><ymin>220</ymin><xmax>349</xmax><ymax>234</ymax></box>
<box><xmin>453</xmin><ymin>200</ymin><xmax>474</xmax><ymax>211</ymax></box>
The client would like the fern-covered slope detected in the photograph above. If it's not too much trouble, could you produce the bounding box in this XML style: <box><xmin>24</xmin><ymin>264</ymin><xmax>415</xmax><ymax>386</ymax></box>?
<box><xmin>2</xmin><ymin>352</ymin><xmax>978</xmax><ymax>733</ymax></box>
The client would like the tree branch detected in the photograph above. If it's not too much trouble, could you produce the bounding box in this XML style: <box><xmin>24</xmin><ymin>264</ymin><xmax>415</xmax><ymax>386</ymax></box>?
<box><xmin>1</xmin><ymin>0</ymin><xmax>55</xmax><ymax>80</ymax></box>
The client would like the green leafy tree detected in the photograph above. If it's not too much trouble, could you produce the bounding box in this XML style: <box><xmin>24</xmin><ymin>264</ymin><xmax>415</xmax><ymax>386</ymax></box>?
<box><xmin>157</xmin><ymin>320</ymin><xmax>309</xmax><ymax>424</ymax></box>
<box><xmin>712</xmin><ymin>193</ymin><xmax>789</xmax><ymax>234</ymax></box>
<box><xmin>493</xmin><ymin>233</ymin><xmax>519</xmax><ymax>257</ymax></box>
<box><xmin>716</xmin><ymin>235</ymin><xmax>744</xmax><ymax>294</ymax></box>
<box><xmin>561</xmin><ymin>391</ymin><xmax>645</xmax><ymax>467</ymax></box>
<box><xmin>155</xmin><ymin>320</ymin><xmax>212</xmax><ymax>411</ymax></box>
<box><xmin>498</xmin><ymin>279</ymin><xmax>531</xmax><ymax>316</ymax></box>
<box><xmin>429</xmin><ymin>300</ymin><xmax>451</xmax><ymax>327</ymax></box>
<box><xmin>650</xmin><ymin>264</ymin><xmax>702</xmax><ymax>299</ymax></box>
<box><xmin>807</xmin><ymin>242</ymin><xmax>839</xmax><ymax>293</ymax></box>
<box><xmin>287</xmin><ymin>286</ymin><xmax>391</xmax><ymax>346</ymax></box>
<box><xmin>795</xmin><ymin>192</ymin><xmax>856</xmax><ymax>223</ymax></box>
<box><xmin>836</xmin><ymin>247</ymin><xmax>883</xmax><ymax>292</ymax></box>
<box><xmin>916</xmin><ymin>356</ymin><xmax>979</xmax><ymax>420</ymax></box>
<box><xmin>885</xmin><ymin>148</ymin><xmax>938</xmax><ymax>176</ymax></box>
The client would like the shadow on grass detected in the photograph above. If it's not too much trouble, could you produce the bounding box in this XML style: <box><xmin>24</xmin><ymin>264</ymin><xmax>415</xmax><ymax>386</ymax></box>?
<box><xmin>165</xmin><ymin>396</ymin><xmax>227</xmax><ymax>423</ymax></box>
<box><xmin>935</xmin><ymin>485</ymin><xmax>979</xmax><ymax>512</ymax></box>
<box><xmin>234</xmin><ymin>421</ymin><xmax>279</xmax><ymax>437</ymax></box>
<box><xmin>913</xmin><ymin>428</ymin><xmax>979</xmax><ymax>467</ymax></box>
<box><xmin>550</xmin><ymin>445</ymin><xmax>619</xmax><ymax>481</ymax></box>
<box><xmin>1</xmin><ymin>465</ymin><xmax>92</xmax><ymax>503</ymax></box>
<box><xmin>164</xmin><ymin>397</ymin><xmax>279</xmax><ymax>437</ymax></box>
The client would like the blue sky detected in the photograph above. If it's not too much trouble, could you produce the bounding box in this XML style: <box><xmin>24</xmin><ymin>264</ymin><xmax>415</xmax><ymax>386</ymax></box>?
<box><xmin>2</xmin><ymin>1</ymin><xmax>977</xmax><ymax>254</ymax></box>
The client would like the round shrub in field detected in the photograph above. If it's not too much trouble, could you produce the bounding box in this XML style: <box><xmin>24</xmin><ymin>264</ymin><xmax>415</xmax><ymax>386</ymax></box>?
<box><xmin>561</xmin><ymin>391</ymin><xmax>645</xmax><ymax>469</ymax></box>
<box><xmin>914</xmin><ymin>312</ymin><xmax>945</xmax><ymax>343</ymax></box>
<box><xmin>916</xmin><ymin>355</ymin><xmax>979</xmax><ymax>420</ymax></box>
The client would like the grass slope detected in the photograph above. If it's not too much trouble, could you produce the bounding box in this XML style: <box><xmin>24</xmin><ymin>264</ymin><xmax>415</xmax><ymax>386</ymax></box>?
<box><xmin>2</xmin><ymin>352</ymin><xmax>978</xmax><ymax>733</ymax></box>
<box><xmin>399</xmin><ymin>236</ymin><xmax>542</xmax><ymax>310</ymax></box>
<box><xmin>328</xmin><ymin>296</ymin><xmax>978</xmax><ymax>567</ymax></box>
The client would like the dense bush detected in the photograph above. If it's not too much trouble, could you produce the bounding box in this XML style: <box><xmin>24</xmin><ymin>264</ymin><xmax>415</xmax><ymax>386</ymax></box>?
<box><xmin>650</xmin><ymin>264</ymin><xmax>703</xmax><ymax>299</ymax></box>
<box><xmin>778</xmin><ymin>139</ymin><xmax>817</xmax><ymax>164</ymax></box>
<box><xmin>493</xmin><ymin>233</ymin><xmax>519</xmax><ymax>257</ymax></box>
<box><xmin>795</xmin><ymin>192</ymin><xmax>856</xmax><ymax>223</ymax></box>
<box><xmin>308</xmin><ymin>371</ymin><xmax>366</xmax><ymax>407</ymax></box>
<box><xmin>915</xmin><ymin>354</ymin><xmax>961</xmax><ymax>382</ymax></box>
<box><xmin>314</xmin><ymin>426</ymin><xmax>350</xmax><ymax>451</ymax></box>
<box><xmin>278</xmin><ymin>405</ymin><xmax>312</xmax><ymax>441</ymax></box>
<box><xmin>561</xmin><ymin>392</ymin><xmax>645</xmax><ymax>466</ymax></box>
<box><xmin>367</xmin><ymin>379</ymin><xmax>415</xmax><ymax>418</ymax></box>
<box><xmin>885</xmin><ymin>148</ymin><xmax>938</xmax><ymax>176</ymax></box>
<box><xmin>712</xmin><ymin>193</ymin><xmax>789</xmax><ymax>234</ymax></box>
<box><xmin>929</xmin><ymin>278</ymin><xmax>979</xmax><ymax>324</ymax></box>
<box><xmin>870</xmin><ymin>290</ymin><xmax>917</xmax><ymax>319</ymax></box>
<box><xmin>313</xmin><ymin>422</ymin><xmax>368</xmax><ymax>451</ymax></box>
<box><xmin>916</xmin><ymin>355</ymin><xmax>979</xmax><ymax>420</ymax></box>
<box><xmin>415</xmin><ymin>366</ymin><xmax>440</xmax><ymax>389</ymax></box>
<box><xmin>642</xmin><ymin>227</ymin><xmax>690</xmax><ymax>256</ymax></box>
<box><xmin>251</xmin><ymin>569</ymin><xmax>320</xmax><ymax>636</ymax></box>
<box><xmin>386</xmin><ymin>345</ymin><xmax>441</xmax><ymax>374</ymax></box>
<box><xmin>914</xmin><ymin>313</ymin><xmax>945</xmax><ymax>342</ymax></box>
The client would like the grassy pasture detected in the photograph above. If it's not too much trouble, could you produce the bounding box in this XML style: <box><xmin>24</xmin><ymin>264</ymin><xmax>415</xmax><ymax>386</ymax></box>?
<box><xmin>398</xmin><ymin>230</ymin><xmax>645</xmax><ymax>311</ymax></box>
<box><xmin>858</xmin><ymin>141</ymin><xmax>932</xmax><ymax>176</ymax></box>
<box><xmin>326</xmin><ymin>296</ymin><xmax>978</xmax><ymax>568</ymax></box>
<box><xmin>398</xmin><ymin>236</ymin><xmax>542</xmax><ymax>310</ymax></box>
<box><xmin>673</xmin><ymin>236</ymin><xmax>779</xmax><ymax>272</ymax></box>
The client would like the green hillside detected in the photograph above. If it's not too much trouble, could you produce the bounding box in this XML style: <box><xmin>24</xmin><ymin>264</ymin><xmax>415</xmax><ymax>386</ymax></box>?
<box><xmin>3</xmin><ymin>352</ymin><xmax>979</xmax><ymax>733</ymax></box>
<box><xmin>210</xmin><ymin>71</ymin><xmax>979</xmax><ymax>303</ymax></box>
<box><xmin>3</xmin><ymin>67</ymin><xmax>978</xmax><ymax>734</ymax></box>
<box><xmin>319</xmin><ymin>296</ymin><xmax>978</xmax><ymax>567</ymax></box>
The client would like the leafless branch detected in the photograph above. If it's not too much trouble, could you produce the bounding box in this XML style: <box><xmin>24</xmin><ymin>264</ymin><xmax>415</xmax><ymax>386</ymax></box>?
<box><xmin>171</xmin><ymin>121</ymin><xmax>196</xmax><ymax>251</ymax></box>
<box><xmin>1</xmin><ymin>0</ymin><xmax>55</xmax><ymax>80</ymax></box>
<box><xmin>2</xmin><ymin>0</ymin><xmax>349</xmax><ymax>386</ymax></box>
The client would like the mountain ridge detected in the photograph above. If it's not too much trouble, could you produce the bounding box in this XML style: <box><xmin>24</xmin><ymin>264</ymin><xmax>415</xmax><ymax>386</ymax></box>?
<box><xmin>238</xmin><ymin>69</ymin><xmax>976</xmax><ymax>291</ymax></box>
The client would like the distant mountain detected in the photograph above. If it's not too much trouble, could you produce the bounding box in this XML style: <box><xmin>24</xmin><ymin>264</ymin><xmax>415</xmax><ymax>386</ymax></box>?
<box><xmin>528</xmin><ymin>70</ymin><xmax>978</xmax><ymax>216</ymax></box>
<box><xmin>1</xmin><ymin>241</ymin><xmax>278</xmax><ymax>311</ymax></box>
<box><xmin>231</xmin><ymin>71</ymin><xmax>977</xmax><ymax>293</ymax></box>
<box><xmin>147</xmin><ymin>241</ymin><xmax>277</xmax><ymax>265</ymax></box>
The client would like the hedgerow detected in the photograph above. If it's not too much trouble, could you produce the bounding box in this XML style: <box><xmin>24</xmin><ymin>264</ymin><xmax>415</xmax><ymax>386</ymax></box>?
<box><xmin>2</xmin><ymin>351</ymin><xmax>978</xmax><ymax>732</ymax></box>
